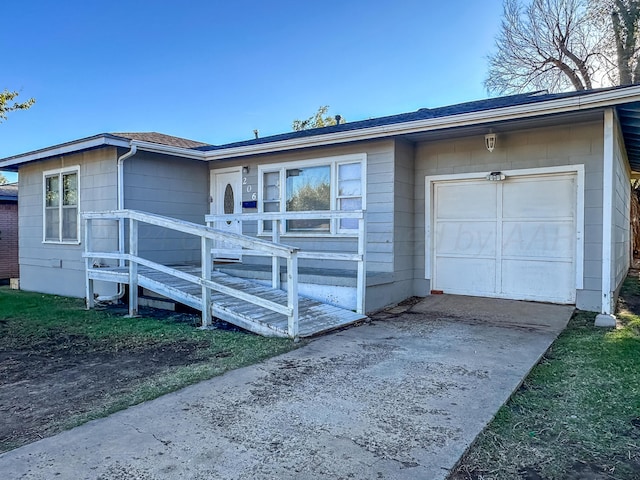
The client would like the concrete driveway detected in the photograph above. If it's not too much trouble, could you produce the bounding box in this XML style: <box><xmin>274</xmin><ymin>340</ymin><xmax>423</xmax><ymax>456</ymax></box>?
<box><xmin>0</xmin><ymin>295</ymin><xmax>573</xmax><ymax>480</ymax></box>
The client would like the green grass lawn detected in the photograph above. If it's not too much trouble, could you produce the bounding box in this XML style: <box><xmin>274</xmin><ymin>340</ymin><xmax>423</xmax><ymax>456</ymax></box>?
<box><xmin>0</xmin><ymin>287</ymin><xmax>299</xmax><ymax>451</ymax></box>
<box><xmin>452</xmin><ymin>276</ymin><xmax>640</xmax><ymax>479</ymax></box>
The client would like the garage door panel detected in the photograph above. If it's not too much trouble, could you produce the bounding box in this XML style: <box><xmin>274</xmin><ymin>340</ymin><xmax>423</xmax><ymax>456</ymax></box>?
<box><xmin>501</xmin><ymin>259</ymin><xmax>575</xmax><ymax>302</ymax></box>
<box><xmin>502</xmin><ymin>178</ymin><xmax>575</xmax><ymax>219</ymax></box>
<box><xmin>436</xmin><ymin>221</ymin><xmax>496</xmax><ymax>256</ymax></box>
<box><xmin>436</xmin><ymin>183</ymin><xmax>496</xmax><ymax>219</ymax></box>
<box><xmin>431</xmin><ymin>172</ymin><xmax>577</xmax><ymax>304</ymax></box>
<box><xmin>435</xmin><ymin>257</ymin><xmax>496</xmax><ymax>295</ymax></box>
<box><xmin>502</xmin><ymin>221</ymin><xmax>575</xmax><ymax>258</ymax></box>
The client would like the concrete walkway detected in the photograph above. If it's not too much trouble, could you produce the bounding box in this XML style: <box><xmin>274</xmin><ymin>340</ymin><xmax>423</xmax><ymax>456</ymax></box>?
<box><xmin>0</xmin><ymin>295</ymin><xmax>573</xmax><ymax>480</ymax></box>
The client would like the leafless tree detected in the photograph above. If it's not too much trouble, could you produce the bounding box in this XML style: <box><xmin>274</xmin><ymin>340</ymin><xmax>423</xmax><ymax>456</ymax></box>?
<box><xmin>589</xmin><ymin>0</ymin><xmax>640</xmax><ymax>85</ymax></box>
<box><xmin>486</xmin><ymin>0</ymin><xmax>605</xmax><ymax>94</ymax></box>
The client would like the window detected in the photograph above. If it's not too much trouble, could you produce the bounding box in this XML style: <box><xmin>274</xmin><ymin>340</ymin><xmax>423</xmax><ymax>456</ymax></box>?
<box><xmin>44</xmin><ymin>167</ymin><xmax>79</xmax><ymax>243</ymax></box>
<box><xmin>286</xmin><ymin>165</ymin><xmax>330</xmax><ymax>232</ymax></box>
<box><xmin>259</xmin><ymin>154</ymin><xmax>365</xmax><ymax>235</ymax></box>
<box><xmin>337</xmin><ymin>163</ymin><xmax>362</xmax><ymax>230</ymax></box>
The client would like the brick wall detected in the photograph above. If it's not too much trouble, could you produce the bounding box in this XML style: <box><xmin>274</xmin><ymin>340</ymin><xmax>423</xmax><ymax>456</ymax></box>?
<box><xmin>0</xmin><ymin>202</ymin><xmax>19</xmax><ymax>279</ymax></box>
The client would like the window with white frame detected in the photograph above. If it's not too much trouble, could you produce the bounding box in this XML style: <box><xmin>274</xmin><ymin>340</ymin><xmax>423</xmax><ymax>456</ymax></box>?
<box><xmin>259</xmin><ymin>154</ymin><xmax>365</xmax><ymax>235</ymax></box>
<box><xmin>44</xmin><ymin>167</ymin><xmax>80</xmax><ymax>243</ymax></box>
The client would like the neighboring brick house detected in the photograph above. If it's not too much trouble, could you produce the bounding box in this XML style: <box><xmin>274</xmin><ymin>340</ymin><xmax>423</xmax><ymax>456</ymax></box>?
<box><xmin>0</xmin><ymin>183</ymin><xmax>18</xmax><ymax>280</ymax></box>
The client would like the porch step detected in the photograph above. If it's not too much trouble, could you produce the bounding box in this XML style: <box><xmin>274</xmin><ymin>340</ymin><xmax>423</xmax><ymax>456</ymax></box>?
<box><xmin>138</xmin><ymin>295</ymin><xmax>177</xmax><ymax>311</ymax></box>
<box><xmin>214</xmin><ymin>263</ymin><xmax>393</xmax><ymax>287</ymax></box>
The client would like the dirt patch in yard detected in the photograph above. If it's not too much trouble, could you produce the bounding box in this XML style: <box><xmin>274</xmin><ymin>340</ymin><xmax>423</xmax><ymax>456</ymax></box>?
<box><xmin>0</xmin><ymin>290</ymin><xmax>296</xmax><ymax>455</ymax></box>
<box><xmin>0</xmin><ymin>331</ymin><xmax>208</xmax><ymax>452</ymax></box>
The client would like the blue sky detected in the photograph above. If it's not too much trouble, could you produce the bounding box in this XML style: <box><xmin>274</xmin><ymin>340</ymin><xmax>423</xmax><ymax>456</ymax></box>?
<box><xmin>1</xmin><ymin>0</ymin><xmax>504</xmax><ymax>182</ymax></box>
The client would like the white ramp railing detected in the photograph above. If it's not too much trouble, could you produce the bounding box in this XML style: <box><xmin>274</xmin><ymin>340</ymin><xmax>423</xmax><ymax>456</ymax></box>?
<box><xmin>83</xmin><ymin>210</ymin><xmax>301</xmax><ymax>338</ymax></box>
<box><xmin>205</xmin><ymin>210</ymin><xmax>366</xmax><ymax>315</ymax></box>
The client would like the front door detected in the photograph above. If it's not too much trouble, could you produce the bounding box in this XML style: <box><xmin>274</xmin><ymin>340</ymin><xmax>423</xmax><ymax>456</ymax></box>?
<box><xmin>211</xmin><ymin>169</ymin><xmax>242</xmax><ymax>261</ymax></box>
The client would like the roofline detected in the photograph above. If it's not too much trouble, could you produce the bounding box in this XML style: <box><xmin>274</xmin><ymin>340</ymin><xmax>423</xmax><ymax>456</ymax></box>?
<box><xmin>4</xmin><ymin>86</ymin><xmax>640</xmax><ymax>168</ymax></box>
<box><xmin>0</xmin><ymin>134</ymin><xmax>206</xmax><ymax>170</ymax></box>
<box><xmin>0</xmin><ymin>135</ymin><xmax>131</xmax><ymax>170</ymax></box>
<box><xmin>128</xmin><ymin>140</ymin><xmax>206</xmax><ymax>160</ymax></box>
<box><xmin>200</xmin><ymin>85</ymin><xmax>640</xmax><ymax>160</ymax></box>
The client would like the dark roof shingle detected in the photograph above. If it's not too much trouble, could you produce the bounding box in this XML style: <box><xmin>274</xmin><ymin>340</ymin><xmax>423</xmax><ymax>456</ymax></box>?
<box><xmin>111</xmin><ymin>132</ymin><xmax>209</xmax><ymax>149</ymax></box>
<box><xmin>196</xmin><ymin>88</ymin><xmax>611</xmax><ymax>152</ymax></box>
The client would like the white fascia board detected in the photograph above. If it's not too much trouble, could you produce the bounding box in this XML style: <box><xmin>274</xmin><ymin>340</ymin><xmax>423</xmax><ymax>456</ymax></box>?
<box><xmin>0</xmin><ymin>137</ymin><xmax>207</xmax><ymax>170</ymax></box>
<box><xmin>201</xmin><ymin>86</ymin><xmax>640</xmax><ymax>161</ymax></box>
<box><xmin>0</xmin><ymin>136</ymin><xmax>131</xmax><ymax>169</ymax></box>
<box><xmin>128</xmin><ymin>140</ymin><xmax>207</xmax><ymax>160</ymax></box>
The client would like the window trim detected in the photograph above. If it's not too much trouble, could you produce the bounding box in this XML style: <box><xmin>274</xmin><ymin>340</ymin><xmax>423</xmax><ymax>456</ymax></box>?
<box><xmin>257</xmin><ymin>153</ymin><xmax>366</xmax><ymax>237</ymax></box>
<box><xmin>42</xmin><ymin>165</ymin><xmax>81</xmax><ymax>244</ymax></box>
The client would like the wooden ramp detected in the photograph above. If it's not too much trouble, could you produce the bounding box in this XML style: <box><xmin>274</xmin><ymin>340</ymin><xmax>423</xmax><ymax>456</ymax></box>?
<box><xmin>84</xmin><ymin>210</ymin><xmax>369</xmax><ymax>339</ymax></box>
<box><xmin>88</xmin><ymin>265</ymin><xmax>366</xmax><ymax>338</ymax></box>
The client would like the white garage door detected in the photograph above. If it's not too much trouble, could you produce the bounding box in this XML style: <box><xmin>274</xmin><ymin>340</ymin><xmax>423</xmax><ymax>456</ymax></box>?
<box><xmin>432</xmin><ymin>173</ymin><xmax>577</xmax><ymax>304</ymax></box>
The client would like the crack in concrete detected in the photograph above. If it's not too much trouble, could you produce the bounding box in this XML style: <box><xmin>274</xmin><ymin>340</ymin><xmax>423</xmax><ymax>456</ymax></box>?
<box><xmin>121</xmin><ymin>422</ymin><xmax>171</xmax><ymax>447</ymax></box>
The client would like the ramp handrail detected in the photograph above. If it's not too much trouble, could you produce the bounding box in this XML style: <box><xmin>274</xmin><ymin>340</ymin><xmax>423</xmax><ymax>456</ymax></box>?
<box><xmin>205</xmin><ymin>210</ymin><xmax>366</xmax><ymax>315</ymax></box>
<box><xmin>83</xmin><ymin>209</ymin><xmax>301</xmax><ymax>338</ymax></box>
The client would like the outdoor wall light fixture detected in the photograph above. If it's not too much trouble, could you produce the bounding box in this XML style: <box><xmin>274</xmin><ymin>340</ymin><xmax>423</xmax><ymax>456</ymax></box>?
<box><xmin>485</xmin><ymin>130</ymin><xmax>497</xmax><ymax>152</ymax></box>
<box><xmin>242</xmin><ymin>166</ymin><xmax>250</xmax><ymax>174</ymax></box>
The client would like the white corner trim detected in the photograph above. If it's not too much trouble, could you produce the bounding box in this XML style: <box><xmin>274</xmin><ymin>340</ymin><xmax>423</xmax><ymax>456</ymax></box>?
<box><xmin>575</xmin><ymin>164</ymin><xmax>585</xmax><ymax>290</ymax></box>
<box><xmin>601</xmin><ymin>108</ymin><xmax>615</xmax><ymax>315</ymax></box>
<box><xmin>424</xmin><ymin>165</ymin><xmax>585</xmax><ymax>293</ymax></box>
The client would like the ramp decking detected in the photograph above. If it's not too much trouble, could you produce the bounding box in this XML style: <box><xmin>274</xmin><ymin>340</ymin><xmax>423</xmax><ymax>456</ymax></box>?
<box><xmin>88</xmin><ymin>265</ymin><xmax>366</xmax><ymax>338</ymax></box>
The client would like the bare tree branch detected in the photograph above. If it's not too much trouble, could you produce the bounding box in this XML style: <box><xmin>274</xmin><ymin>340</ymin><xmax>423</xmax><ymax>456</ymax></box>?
<box><xmin>486</xmin><ymin>0</ymin><xmax>601</xmax><ymax>94</ymax></box>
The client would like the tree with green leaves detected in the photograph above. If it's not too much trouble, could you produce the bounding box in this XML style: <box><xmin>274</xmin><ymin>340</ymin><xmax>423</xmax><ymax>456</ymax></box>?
<box><xmin>1</xmin><ymin>89</ymin><xmax>35</xmax><ymax>122</ymax></box>
<box><xmin>286</xmin><ymin>182</ymin><xmax>330</xmax><ymax>211</ymax></box>
<box><xmin>292</xmin><ymin>105</ymin><xmax>345</xmax><ymax>131</ymax></box>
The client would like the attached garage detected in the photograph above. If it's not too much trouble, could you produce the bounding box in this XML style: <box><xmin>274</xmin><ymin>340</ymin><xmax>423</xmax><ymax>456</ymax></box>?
<box><xmin>426</xmin><ymin>166</ymin><xmax>584</xmax><ymax>305</ymax></box>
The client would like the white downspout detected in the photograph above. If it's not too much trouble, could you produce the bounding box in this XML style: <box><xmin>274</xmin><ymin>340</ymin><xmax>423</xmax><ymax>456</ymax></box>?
<box><xmin>96</xmin><ymin>144</ymin><xmax>137</xmax><ymax>302</ymax></box>
<box><xmin>117</xmin><ymin>144</ymin><xmax>137</xmax><ymax>257</ymax></box>
<box><xmin>118</xmin><ymin>144</ymin><xmax>137</xmax><ymax>211</ymax></box>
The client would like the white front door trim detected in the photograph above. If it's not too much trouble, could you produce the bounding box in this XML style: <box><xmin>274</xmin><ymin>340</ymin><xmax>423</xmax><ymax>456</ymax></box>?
<box><xmin>210</xmin><ymin>167</ymin><xmax>243</xmax><ymax>261</ymax></box>
<box><xmin>425</xmin><ymin>164</ymin><xmax>585</xmax><ymax>292</ymax></box>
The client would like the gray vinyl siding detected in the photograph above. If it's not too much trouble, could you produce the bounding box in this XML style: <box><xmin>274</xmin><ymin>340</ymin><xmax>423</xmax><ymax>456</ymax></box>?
<box><xmin>123</xmin><ymin>151</ymin><xmax>209</xmax><ymax>265</ymax></box>
<box><xmin>17</xmin><ymin>148</ymin><xmax>209</xmax><ymax>299</ymax></box>
<box><xmin>611</xmin><ymin>117</ymin><xmax>632</xmax><ymax>297</ymax></box>
<box><xmin>413</xmin><ymin>120</ymin><xmax>605</xmax><ymax>312</ymax></box>
<box><xmin>18</xmin><ymin>148</ymin><xmax>119</xmax><ymax>298</ymax></box>
<box><xmin>393</xmin><ymin>140</ymin><xmax>416</xmax><ymax>297</ymax></box>
<box><xmin>208</xmin><ymin>141</ymin><xmax>396</xmax><ymax>275</ymax></box>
